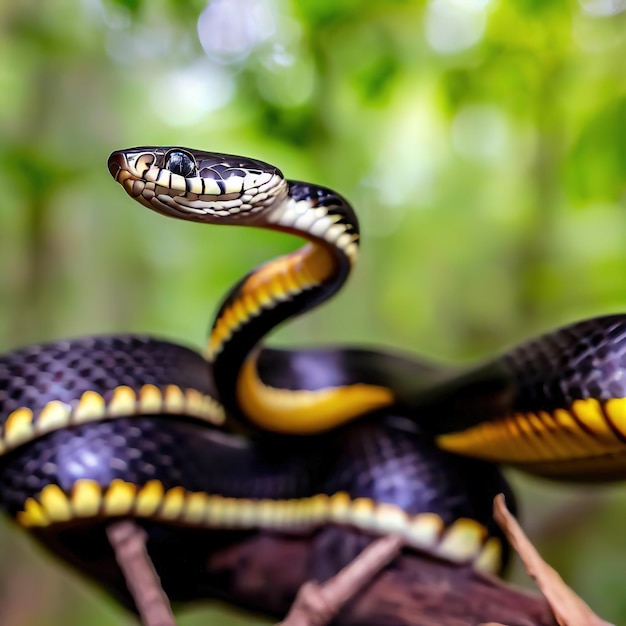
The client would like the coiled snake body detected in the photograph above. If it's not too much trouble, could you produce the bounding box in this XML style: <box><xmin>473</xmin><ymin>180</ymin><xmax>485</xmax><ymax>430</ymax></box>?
<box><xmin>0</xmin><ymin>336</ymin><xmax>510</xmax><ymax>608</ymax></box>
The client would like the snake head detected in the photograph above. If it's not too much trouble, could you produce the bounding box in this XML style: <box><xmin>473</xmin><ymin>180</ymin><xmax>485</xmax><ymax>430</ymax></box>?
<box><xmin>108</xmin><ymin>147</ymin><xmax>288</xmax><ymax>223</ymax></box>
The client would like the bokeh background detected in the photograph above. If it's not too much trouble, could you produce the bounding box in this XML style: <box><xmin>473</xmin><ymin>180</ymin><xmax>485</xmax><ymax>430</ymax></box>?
<box><xmin>1</xmin><ymin>0</ymin><xmax>625</xmax><ymax>623</ymax></box>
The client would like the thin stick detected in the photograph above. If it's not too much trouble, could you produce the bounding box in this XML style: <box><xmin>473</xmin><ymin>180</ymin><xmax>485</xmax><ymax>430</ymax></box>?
<box><xmin>493</xmin><ymin>494</ymin><xmax>613</xmax><ymax>626</ymax></box>
<box><xmin>279</xmin><ymin>534</ymin><xmax>404</xmax><ymax>626</ymax></box>
<box><xmin>106</xmin><ymin>520</ymin><xmax>177</xmax><ymax>626</ymax></box>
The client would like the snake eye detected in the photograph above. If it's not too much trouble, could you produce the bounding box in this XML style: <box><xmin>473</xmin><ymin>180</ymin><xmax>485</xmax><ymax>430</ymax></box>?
<box><xmin>165</xmin><ymin>150</ymin><xmax>197</xmax><ymax>178</ymax></box>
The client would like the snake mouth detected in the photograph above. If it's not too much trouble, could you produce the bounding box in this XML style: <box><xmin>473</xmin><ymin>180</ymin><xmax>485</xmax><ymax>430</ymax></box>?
<box><xmin>107</xmin><ymin>153</ymin><xmax>143</xmax><ymax>203</ymax></box>
<box><xmin>107</xmin><ymin>151</ymin><xmax>155</xmax><ymax>205</ymax></box>
<box><xmin>107</xmin><ymin>150</ymin><xmax>156</xmax><ymax>187</ymax></box>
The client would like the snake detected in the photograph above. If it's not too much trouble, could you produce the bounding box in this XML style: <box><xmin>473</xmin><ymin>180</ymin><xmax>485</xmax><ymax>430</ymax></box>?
<box><xmin>0</xmin><ymin>146</ymin><xmax>623</xmax><ymax>613</ymax></box>
<box><xmin>107</xmin><ymin>146</ymin><xmax>626</xmax><ymax>481</ymax></box>
<box><xmin>0</xmin><ymin>335</ymin><xmax>511</xmax><ymax>612</ymax></box>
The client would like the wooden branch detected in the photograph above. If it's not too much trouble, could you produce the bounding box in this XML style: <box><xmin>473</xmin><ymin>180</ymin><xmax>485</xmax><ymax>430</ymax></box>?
<box><xmin>101</xmin><ymin>499</ymin><xmax>611</xmax><ymax>626</ymax></box>
<box><xmin>104</xmin><ymin>522</ymin><xmax>555</xmax><ymax>626</ymax></box>
<box><xmin>273</xmin><ymin>497</ymin><xmax>614</xmax><ymax>626</ymax></box>
<box><xmin>203</xmin><ymin>528</ymin><xmax>558</xmax><ymax>626</ymax></box>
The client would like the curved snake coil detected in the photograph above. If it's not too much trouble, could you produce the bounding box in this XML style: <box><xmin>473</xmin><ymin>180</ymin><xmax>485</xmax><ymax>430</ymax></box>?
<box><xmin>108</xmin><ymin>147</ymin><xmax>394</xmax><ymax>434</ymax></box>
<box><xmin>109</xmin><ymin>146</ymin><xmax>626</xmax><ymax>481</ymax></box>
<box><xmin>0</xmin><ymin>336</ymin><xmax>512</xmax><ymax>610</ymax></box>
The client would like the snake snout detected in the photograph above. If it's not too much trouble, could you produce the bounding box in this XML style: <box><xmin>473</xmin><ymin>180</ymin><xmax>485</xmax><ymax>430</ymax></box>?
<box><xmin>107</xmin><ymin>152</ymin><xmax>126</xmax><ymax>181</ymax></box>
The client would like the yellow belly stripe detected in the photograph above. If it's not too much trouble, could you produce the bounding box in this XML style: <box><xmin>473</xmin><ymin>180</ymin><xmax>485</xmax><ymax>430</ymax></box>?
<box><xmin>437</xmin><ymin>398</ymin><xmax>626</xmax><ymax>472</ymax></box>
<box><xmin>605</xmin><ymin>398</ymin><xmax>626</xmax><ymax>435</ymax></box>
<box><xmin>4</xmin><ymin>408</ymin><xmax>35</xmax><ymax>449</ymax></box>
<box><xmin>36</xmin><ymin>401</ymin><xmax>72</xmax><ymax>435</ymax></box>
<box><xmin>17</xmin><ymin>480</ymin><xmax>501</xmax><ymax>573</ymax></box>
<box><xmin>329</xmin><ymin>491</ymin><xmax>352</xmax><ymax>524</ymax></box>
<box><xmin>22</xmin><ymin>498</ymin><xmax>49</xmax><ymax>526</ymax></box>
<box><xmin>572</xmin><ymin>398</ymin><xmax>623</xmax><ymax>442</ymax></box>
<box><xmin>104</xmin><ymin>479</ymin><xmax>137</xmax><ymax>516</ymax></box>
<box><xmin>405</xmin><ymin>513</ymin><xmax>443</xmax><ymax>546</ymax></box>
<box><xmin>74</xmin><ymin>390</ymin><xmax>106</xmax><ymax>423</ymax></box>
<box><xmin>72</xmin><ymin>480</ymin><xmax>102</xmax><ymax>517</ymax></box>
<box><xmin>473</xmin><ymin>537</ymin><xmax>502</xmax><ymax>574</ymax></box>
<box><xmin>39</xmin><ymin>484</ymin><xmax>72</xmax><ymax>523</ymax></box>
<box><xmin>0</xmin><ymin>385</ymin><xmax>225</xmax><ymax>456</ymax></box>
<box><xmin>350</xmin><ymin>497</ymin><xmax>375</xmax><ymax>525</ymax></box>
<box><xmin>372</xmin><ymin>503</ymin><xmax>409</xmax><ymax>534</ymax></box>
<box><xmin>208</xmin><ymin>244</ymin><xmax>336</xmax><ymax>359</ymax></box>
<box><xmin>163</xmin><ymin>385</ymin><xmax>186</xmax><ymax>413</ymax></box>
<box><xmin>161</xmin><ymin>486</ymin><xmax>186</xmax><ymax>520</ymax></box>
<box><xmin>134</xmin><ymin>480</ymin><xmax>165</xmax><ymax>517</ymax></box>
<box><xmin>437</xmin><ymin>519</ymin><xmax>486</xmax><ymax>561</ymax></box>
<box><xmin>138</xmin><ymin>384</ymin><xmax>162</xmax><ymax>413</ymax></box>
<box><xmin>235</xmin><ymin>357</ymin><xmax>394</xmax><ymax>434</ymax></box>
<box><xmin>107</xmin><ymin>386</ymin><xmax>137</xmax><ymax>416</ymax></box>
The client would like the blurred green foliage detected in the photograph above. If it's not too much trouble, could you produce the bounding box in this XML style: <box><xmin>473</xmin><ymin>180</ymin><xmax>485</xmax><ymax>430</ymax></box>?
<box><xmin>0</xmin><ymin>0</ymin><xmax>625</xmax><ymax>623</ymax></box>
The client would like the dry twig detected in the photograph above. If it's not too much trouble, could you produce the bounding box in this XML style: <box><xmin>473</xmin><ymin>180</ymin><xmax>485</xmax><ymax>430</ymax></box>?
<box><xmin>494</xmin><ymin>494</ymin><xmax>614</xmax><ymax>626</ymax></box>
<box><xmin>278</xmin><ymin>534</ymin><xmax>404</xmax><ymax>626</ymax></box>
<box><xmin>106</xmin><ymin>520</ymin><xmax>177</xmax><ymax>626</ymax></box>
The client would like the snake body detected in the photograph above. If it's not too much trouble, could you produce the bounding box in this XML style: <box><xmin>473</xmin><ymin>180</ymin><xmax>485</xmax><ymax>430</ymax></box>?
<box><xmin>2</xmin><ymin>146</ymin><xmax>626</xmax><ymax>613</ymax></box>
<box><xmin>0</xmin><ymin>335</ymin><xmax>510</xmax><ymax>609</ymax></box>
<box><xmin>409</xmin><ymin>315</ymin><xmax>626</xmax><ymax>480</ymax></box>
<box><xmin>0</xmin><ymin>335</ymin><xmax>225</xmax><ymax>456</ymax></box>
<box><xmin>108</xmin><ymin>146</ymin><xmax>626</xmax><ymax>481</ymax></box>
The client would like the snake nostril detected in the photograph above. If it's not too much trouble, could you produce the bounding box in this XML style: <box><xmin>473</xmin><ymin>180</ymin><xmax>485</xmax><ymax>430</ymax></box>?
<box><xmin>107</xmin><ymin>152</ymin><xmax>125</xmax><ymax>180</ymax></box>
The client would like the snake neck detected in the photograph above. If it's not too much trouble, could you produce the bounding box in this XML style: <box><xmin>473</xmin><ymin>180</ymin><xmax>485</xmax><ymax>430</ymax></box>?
<box><xmin>207</xmin><ymin>182</ymin><xmax>394</xmax><ymax>433</ymax></box>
